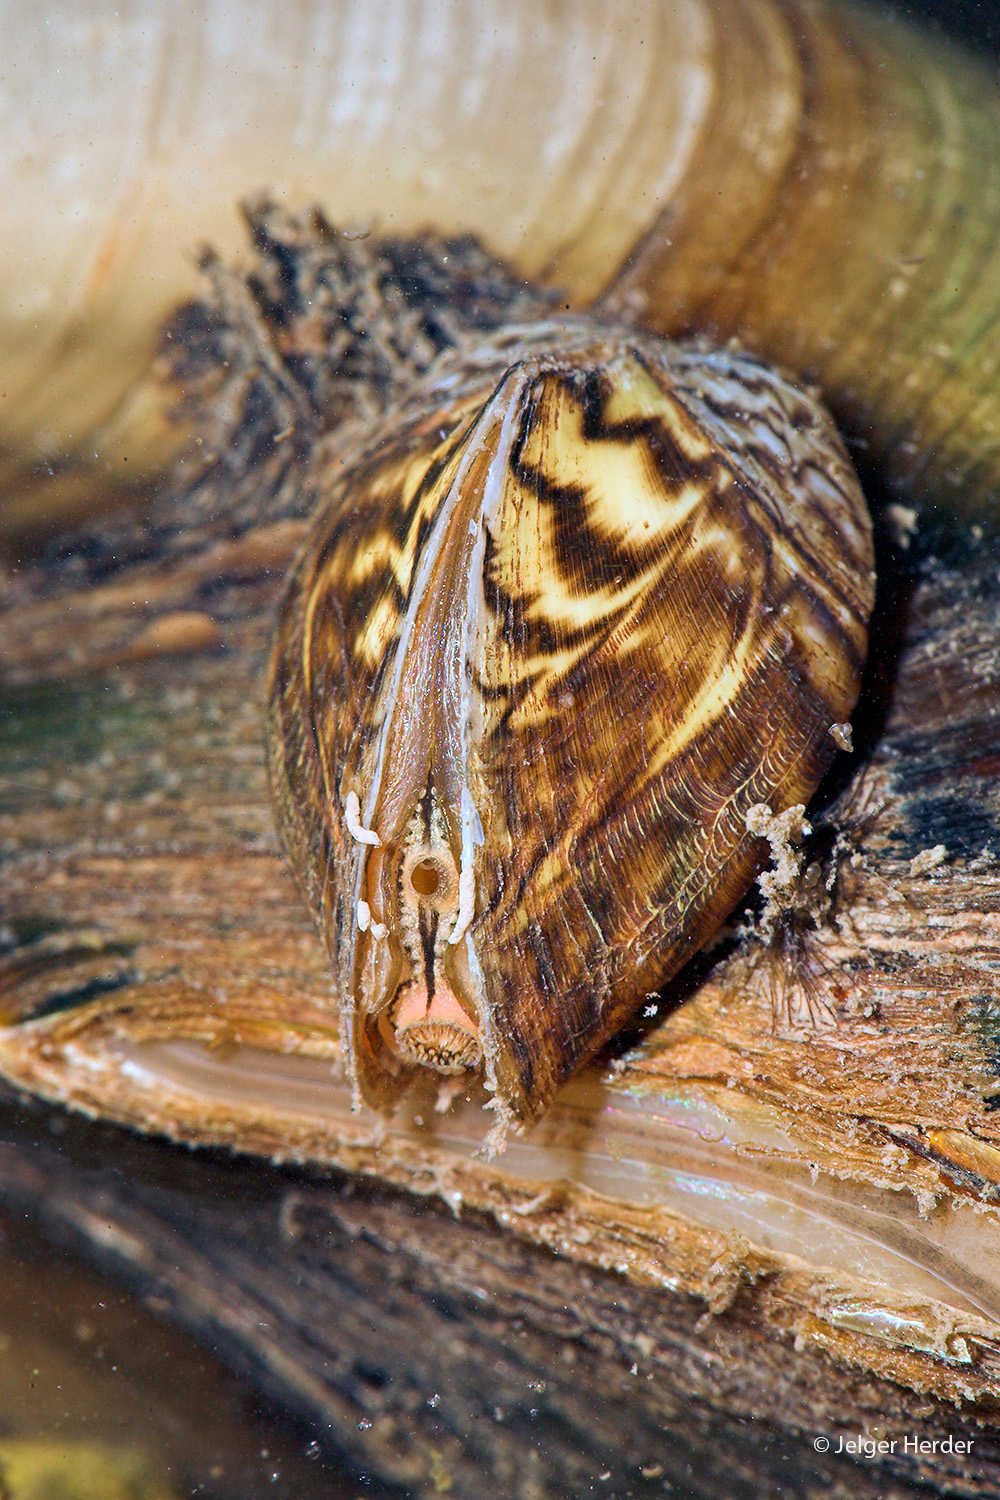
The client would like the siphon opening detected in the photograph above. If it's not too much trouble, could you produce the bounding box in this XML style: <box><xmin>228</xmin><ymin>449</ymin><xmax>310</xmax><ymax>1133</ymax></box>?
<box><xmin>409</xmin><ymin>859</ymin><xmax>442</xmax><ymax>897</ymax></box>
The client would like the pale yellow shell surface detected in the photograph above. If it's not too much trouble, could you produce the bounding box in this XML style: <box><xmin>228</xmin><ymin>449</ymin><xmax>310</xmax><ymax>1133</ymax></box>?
<box><xmin>3</xmin><ymin>0</ymin><xmax>1000</xmax><ymax>525</ymax></box>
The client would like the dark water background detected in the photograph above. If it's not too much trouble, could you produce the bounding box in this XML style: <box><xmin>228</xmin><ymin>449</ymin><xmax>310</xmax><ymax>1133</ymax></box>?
<box><xmin>902</xmin><ymin>0</ymin><xmax>999</xmax><ymax>52</ymax></box>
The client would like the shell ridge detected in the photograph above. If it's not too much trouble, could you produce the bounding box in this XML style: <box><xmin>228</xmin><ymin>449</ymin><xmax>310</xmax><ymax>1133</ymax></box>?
<box><xmin>265</xmin><ymin>319</ymin><xmax>873</xmax><ymax>1126</ymax></box>
<box><xmin>359</xmin><ymin>368</ymin><xmax>526</xmax><ymax>838</ymax></box>
<box><xmin>450</xmin><ymin>371</ymin><xmax>530</xmax><ymax>1095</ymax></box>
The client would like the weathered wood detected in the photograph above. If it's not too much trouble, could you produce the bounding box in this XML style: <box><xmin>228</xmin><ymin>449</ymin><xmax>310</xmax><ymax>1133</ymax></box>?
<box><xmin>0</xmin><ymin>1088</ymin><xmax>990</xmax><ymax>1500</ymax></box>
<box><xmin>5</xmin><ymin>213</ymin><xmax>1000</xmax><ymax>1495</ymax></box>
<box><xmin>4</xmin><ymin>464</ymin><xmax>1000</xmax><ymax>1495</ymax></box>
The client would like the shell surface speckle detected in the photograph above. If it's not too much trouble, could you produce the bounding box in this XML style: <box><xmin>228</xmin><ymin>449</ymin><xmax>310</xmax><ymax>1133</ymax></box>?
<box><xmin>267</xmin><ymin>319</ymin><xmax>875</xmax><ymax>1128</ymax></box>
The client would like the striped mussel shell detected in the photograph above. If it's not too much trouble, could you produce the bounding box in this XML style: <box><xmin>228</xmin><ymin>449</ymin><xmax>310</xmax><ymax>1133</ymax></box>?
<box><xmin>267</xmin><ymin>320</ymin><xmax>875</xmax><ymax>1128</ymax></box>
